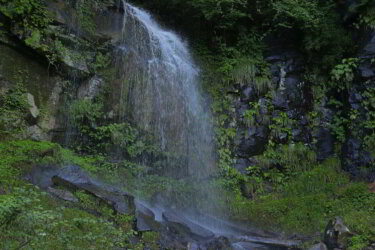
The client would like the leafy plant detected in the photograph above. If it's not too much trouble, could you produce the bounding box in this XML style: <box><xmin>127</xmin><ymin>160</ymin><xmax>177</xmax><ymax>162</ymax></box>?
<box><xmin>243</xmin><ymin>101</ymin><xmax>261</xmax><ymax>126</ymax></box>
<box><xmin>330</xmin><ymin>58</ymin><xmax>359</xmax><ymax>91</ymax></box>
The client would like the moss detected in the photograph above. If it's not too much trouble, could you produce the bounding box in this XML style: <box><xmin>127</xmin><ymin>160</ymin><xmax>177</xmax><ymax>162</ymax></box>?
<box><xmin>74</xmin><ymin>190</ymin><xmax>115</xmax><ymax>218</ymax></box>
<box><xmin>141</xmin><ymin>231</ymin><xmax>161</xmax><ymax>250</ymax></box>
<box><xmin>0</xmin><ymin>140</ymin><xmax>141</xmax><ymax>249</ymax></box>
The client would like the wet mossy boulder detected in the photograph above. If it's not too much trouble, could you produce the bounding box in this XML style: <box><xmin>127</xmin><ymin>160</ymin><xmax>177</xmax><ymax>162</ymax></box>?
<box><xmin>324</xmin><ymin>217</ymin><xmax>352</xmax><ymax>249</ymax></box>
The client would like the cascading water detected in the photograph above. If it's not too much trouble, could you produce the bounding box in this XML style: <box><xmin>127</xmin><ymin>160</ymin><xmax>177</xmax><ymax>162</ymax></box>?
<box><xmin>115</xmin><ymin>1</ymin><xmax>215</xmax><ymax>179</ymax></box>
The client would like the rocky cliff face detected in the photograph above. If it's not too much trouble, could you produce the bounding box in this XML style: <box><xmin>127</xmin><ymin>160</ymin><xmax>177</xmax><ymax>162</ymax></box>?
<box><xmin>1</xmin><ymin>0</ymin><xmax>373</xmax><ymax>179</ymax></box>
<box><xmin>232</xmin><ymin>30</ymin><xmax>375</xmax><ymax>181</ymax></box>
<box><xmin>0</xmin><ymin>0</ymin><xmax>124</xmax><ymax>142</ymax></box>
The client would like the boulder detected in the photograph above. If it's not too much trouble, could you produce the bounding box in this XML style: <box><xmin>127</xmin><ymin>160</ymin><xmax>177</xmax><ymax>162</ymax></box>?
<box><xmin>236</xmin><ymin>126</ymin><xmax>269</xmax><ymax>157</ymax></box>
<box><xmin>53</xmin><ymin>175</ymin><xmax>135</xmax><ymax>215</ymax></box>
<box><xmin>77</xmin><ymin>76</ymin><xmax>104</xmax><ymax>100</ymax></box>
<box><xmin>234</xmin><ymin>235</ymin><xmax>301</xmax><ymax>249</ymax></box>
<box><xmin>162</xmin><ymin>210</ymin><xmax>215</xmax><ymax>240</ymax></box>
<box><xmin>234</xmin><ymin>158</ymin><xmax>252</xmax><ymax>174</ymax></box>
<box><xmin>51</xmin><ymin>165</ymin><xmax>135</xmax><ymax>215</ymax></box>
<box><xmin>358</xmin><ymin>64</ymin><xmax>375</xmax><ymax>79</ymax></box>
<box><xmin>324</xmin><ymin>217</ymin><xmax>351</xmax><ymax>249</ymax></box>
<box><xmin>47</xmin><ymin>187</ymin><xmax>78</xmax><ymax>202</ymax></box>
<box><xmin>203</xmin><ymin>236</ymin><xmax>232</xmax><ymax>250</ymax></box>
<box><xmin>60</xmin><ymin>51</ymin><xmax>90</xmax><ymax>76</ymax></box>
<box><xmin>308</xmin><ymin>242</ymin><xmax>328</xmax><ymax>250</ymax></box>
<box><xmin>135</xmin><ymin>200</ymin><xmax>155</xmax><ymax>232</ymax></box>
<box><xmin>27</xmin><ymin>125</ymin><xmax>49</xmax><ymax>141</ymax></box>
<box><xmin>232</xmin><ymin>241</ymin><xmax>270</xmax><ymax>250</ymax></box>
<box><xmin>241</xmin><ymin>86</ymin><xmax>256</xmax><ymax>102</ymax></box>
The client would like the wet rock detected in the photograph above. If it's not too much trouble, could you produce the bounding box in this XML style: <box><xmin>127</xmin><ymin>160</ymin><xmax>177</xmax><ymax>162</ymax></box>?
<box><xmin>272</xmin><ymin>93</ymin><xmax>289</xmax><ymax>110</ymax></box>
<box><xmin>26</xmin><ymin>93</ymin><xmax>40</xmax><ymax>124</ymax></box>
<box><xmin>203</xmin><ymin>236</ymin><xmax>232</xmax><ymax>250</ymax></box>
<box><xmin>324</xmin><ymin>217</ymin><xmax>351</xmax><ymax>249</ymax></box>
<box><xmin>358</xmin><ymin>64</ymin><xmax>375</xmax><ymax>79</ymax></box>
<box><xmin>237</xmin><ymin>126</ymin><xmax>269</xmax><ymax>157</ymax></box>
<box><xmin>349</xmin><ymin>91</ymin><xmax>363</xmax><ymax>104</ymax></box>
<box><xmin>342</xmin><ymin>138</ymin><xmax>373</xmax><ymax>177</ymax></box>
<box><xmin>291</xmin><ymin>128</ymin><xmax>303</xmax><ymax>141</ymax></box>
<box><xmin>136</xmin><ymin>213</ymin><xmax>153</xmax><ymax>232</ymax></box>
<box><xmin>38</xmin><ymin>80</ymin><xmax>64</xmax><ymax>140</ymax></box>
<box><xmin>77</xmin><ymin>76</ymin><xmax>104</xmax><ymax>100</ymax></box>
<box><xmin>54</xmin><ymin>165</ymin><xmax>91</xmax><ymax>185</ymax></box>
<box><xmin>27</xmin><ymin>125</ymin><xmax>49</xmax><ymax>141</ymax></box>
<box><xmin>51</xmin><ymin>165</ymin><xmax>135</xmax><ymax>215</ymax></box>
<box><xmin>234</xmin><ymin>158</ymin><xmax>251</xmax><ymax>174</ymax></box>
<box><xmin>24</xmin><ymin>165</ymin><xmax>60</xmax><ymax>188</ymax></box>
<box><xmin>234</xmin><ymin>235</ymin><xmax>301</xmax><ymax>249</ymax></box>
<box><xmin>47</xmin><ymin>187</ymin><xmax>78</xmax><ymax>202</ymax></box>
<box><xmin>232</xmin><ymin>241</ymin><xmax>270</xmax><ymax>250</ymax></box>
<box><xmin>61</xmin><ymin>51</ymin><xmax>90</xmax><ymax>76</ymax></box>
<box><xmin>363</xmin><ymin>32</ymin><xmax>375</xmax><ymax>56</ymax></box>
<box><xmin>308</xmin><ymin>242</ymin><xmax>328</xmax><ymax>250</ymax></box>
<box><xmin>55</xmin><ymin>178</ymin><xmax>135</xmax><ymax>215</ymax></box>
<box><xmin>46</xmin><ymin>0</ymin><xmax>71</xmax><ymax>25</ymax></box>
<box><xmin>236</xmin><ymin>101</ymin><xmax>250</xmax><ymax>117</ymax></box>
<box><xmin>162</xmin><ymin>210</ymin><xmax>215</xmax><ymax>240</ymax></box>
<box><xmin>187</xmin><ymin>242</ymin><xmax>200</xmax><ymax>250</ymax></box>
<box><xmin>135</xmin><ymin>200</ymin><xmax>155</xmax><ymax>232</ymax></box>
<box><xmin>241</xmin><ymin>86</ymin><xmax>256</xmax><ymax>102</ymax></box>
<box><xmin>314</xmin><ymin>127</ymin><xmax>334</xmax><ymax>161</ymax></box>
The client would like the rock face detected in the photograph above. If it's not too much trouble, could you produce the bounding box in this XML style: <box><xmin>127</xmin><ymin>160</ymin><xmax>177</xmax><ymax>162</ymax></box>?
<box><xmin>339</xmin><ymin>30</ymin><xmax>375</xmax><ymax>178</ymax></box>
<box><xmin>231</xmin><ymin>28</ymin><xmax>375</xmax><ymax>186</ymax></box>
<box><xmin>324</xmin><ymin>217</ymin><xmax>351</xmax><ymax>249</ymax></box>
<box><xmin>27</xmin><ymin>125</ymin><xmax>49</xmax><ymax>141</ymax></box>
<box><xmin>77</xmin><ymin>76</ymin><xmax>104</xmax><ymax>100</ymax></box>
<box><xmin>26</xmin><ymin>93</ymin><xmax>40</xmax><ymax>124</ymax></box>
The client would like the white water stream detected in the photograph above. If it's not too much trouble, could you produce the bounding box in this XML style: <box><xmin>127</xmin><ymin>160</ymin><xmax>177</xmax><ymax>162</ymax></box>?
<box><xmin>117</xmin><ymin>0</ymin><xmax>215</xmax><ymax>177</ymax></box>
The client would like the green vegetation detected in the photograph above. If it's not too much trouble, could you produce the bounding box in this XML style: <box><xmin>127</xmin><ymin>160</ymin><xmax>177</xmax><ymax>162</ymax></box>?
<box><xmin>0</xmin><ymin>0</ymin><xmax>375</xmax><ymax>249</ymax></box>
<box><xmin>216</xmin><ymin>144</ymin><xmax>375</xmax><ymax>249</ymax></box>
<box><xmin>69</xmin><ymin>98</ymin><xmax>158</xmax><ymax>158</ymax></box>
<box><xmin>0</xmin><ymin>76</ymin><xmax>28</xmax><ymax>140</ymax></box>
<box><xmin>0</xmin><ymin>140</ymin><xmax>144</xmax><ymax>249</ymax></box>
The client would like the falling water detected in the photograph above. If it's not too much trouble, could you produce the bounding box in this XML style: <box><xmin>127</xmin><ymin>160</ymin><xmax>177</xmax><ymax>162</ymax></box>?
<box><xmin>115</xmin><ymin>1</ymin><xmax>215</xmax><ymax>179</ymax></box>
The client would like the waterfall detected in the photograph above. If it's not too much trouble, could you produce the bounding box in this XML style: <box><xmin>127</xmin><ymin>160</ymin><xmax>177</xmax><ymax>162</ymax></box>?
<box><xmin>116</xmin><ymin>1</ymin><xmax>215</xmax><ymax>179</ymax></box>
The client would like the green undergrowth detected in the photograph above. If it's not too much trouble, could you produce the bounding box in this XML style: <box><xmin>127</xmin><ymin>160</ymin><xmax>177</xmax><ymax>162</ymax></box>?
<box><xmin>217</xmin><ymin>144</ymin><xmax>375</xmax><ymax>249</ymax></box>
<box><xmin>0</xmin><ymin>140</ymin><xmax>149</xmax><ymax>249</ymax></box>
